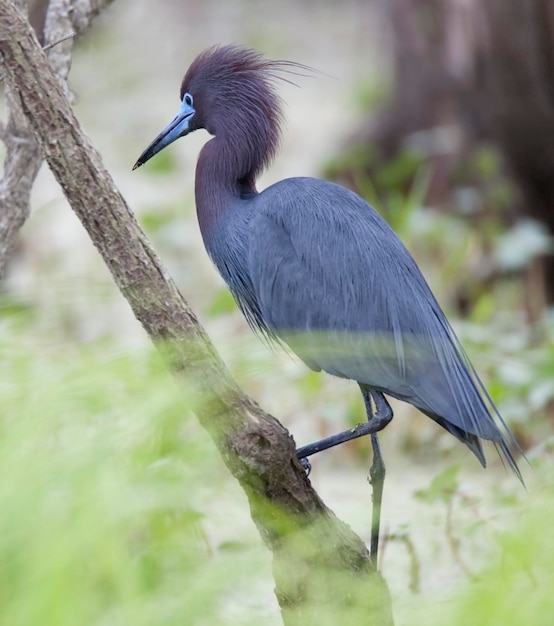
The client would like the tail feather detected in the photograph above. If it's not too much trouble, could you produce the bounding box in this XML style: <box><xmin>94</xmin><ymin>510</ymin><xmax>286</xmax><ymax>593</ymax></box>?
<box><xmin>494</xmin><ymin>439</ymin><xmax>525</xmax><ymax>485</ymax></box>
<box><xmin>421</xmin><ymin>309</ymin><xmax>525</xmax><ymax>485</ymax></box>
<box><xmin>421</xmin><ymin>405</ymin><xmax>524</xmax><ymax>485</ymax></box>
<box><xmin>422</xmin><ymin>410</ymin><xmax>486</xmax><ymax>467</ymax></box>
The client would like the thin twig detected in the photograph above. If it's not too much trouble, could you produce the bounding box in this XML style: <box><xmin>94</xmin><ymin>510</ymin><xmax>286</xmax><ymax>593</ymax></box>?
<box><xmin>445</xmin><ymin>495</ymin><xmax>477</xmax><ymax>579</ymax></box>
<box><xmin>382</xmin><ymin>528</ymin><xmax>421</xmax><ymax>593</ymax></box>
<box><xmin>42</xmin><ymin>31</ymin><xmax>74</xmax><ymax>51</ymax></box>
<box><xmin>457</xmin><ymin>491</ymin><xmax>502</xmax><ymax>531</ymax></box>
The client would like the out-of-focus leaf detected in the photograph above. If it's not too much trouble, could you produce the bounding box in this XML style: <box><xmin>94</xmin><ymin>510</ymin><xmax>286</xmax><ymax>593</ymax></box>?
<box><xmin>140</xmin><ymin>148</ymin><xmax>178</xmax><ymax>175</ymax></box>
<box><xmin>415</xmin><ymin>464</ymin><xmax>460</xmax><ymax>503</ymax></box>
<box><xmin>494</xmin><ymin>219</ymin><xmax>552</xmax><ymax>271</ymax></box>
<box><xmin>206</xmin><ymin>288</ymin><xmax>237</xmax><ymax>316</ymax></box>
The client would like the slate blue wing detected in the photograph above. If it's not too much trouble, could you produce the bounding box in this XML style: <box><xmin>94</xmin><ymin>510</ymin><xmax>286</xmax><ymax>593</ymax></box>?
<box><xmin>247</xmin><ymin>178</ymin><xmax>519</xmax><ymax>475</ymax></box>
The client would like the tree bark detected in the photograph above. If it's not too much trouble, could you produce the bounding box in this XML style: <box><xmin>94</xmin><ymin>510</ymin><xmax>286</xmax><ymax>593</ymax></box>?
<box><xmin>474</xmin><ymin>0</ymin><xmax>554</xmax><ymax>309</ymax></box>
<box><xmin>0</xmin><ymin>1</ymin><xmax>394</xmax><ymax>623</ymax></box>
<box><xmin>0</xmin><ymin>0</ymin><xmax>115</xmax><ymax>276</ymax></box>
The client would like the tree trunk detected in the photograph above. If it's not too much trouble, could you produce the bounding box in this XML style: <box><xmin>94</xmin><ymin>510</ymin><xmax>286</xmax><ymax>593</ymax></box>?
<box><xmin>474</xmin><ymin>0</ymin><xmax>554</xmax><ymax>307</ymax></box>
<box><xmin>0</xmin><ymin>2</ymin><xmax>394</xmax><ymax>623</ymax></box>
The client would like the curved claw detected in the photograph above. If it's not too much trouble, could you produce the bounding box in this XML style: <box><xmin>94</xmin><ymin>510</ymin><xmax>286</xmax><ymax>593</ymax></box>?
<box><xmin>299</xmin><ymin>456</ymin><xmax>312</xmax><ymax>475</ymax></box>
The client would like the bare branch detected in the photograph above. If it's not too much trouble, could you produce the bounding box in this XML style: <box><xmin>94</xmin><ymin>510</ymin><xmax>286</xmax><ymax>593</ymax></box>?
<box><xmin>42</xmin><ymin>31</ymin><xmax>74</xmax><ymax>51</ymax></box>
<box><xmin>0</xmin><ymin>0</ymin><xmax>114</xmax><ymax>277</ymax></box>
<box><xmin>0</xmin><ymin>2</ymin><xmax>394</xmax><ymax>623</ymax></box>
<box><xmin>0</xmin><ymin>83</ymin><xmax>42</xmax><ymax>275</ymax></box>
<box><xmin>70</xmin><ymin>0</ymin><xmax>115</xmax><ymax>34</ymax></box>
<box><xmin>43</xmin><ymin>0</ymin><xmax>115</xmax><ymax>84</ymax></box>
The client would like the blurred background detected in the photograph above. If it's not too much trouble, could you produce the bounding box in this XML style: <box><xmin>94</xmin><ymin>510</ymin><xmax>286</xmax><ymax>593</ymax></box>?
<box><xmin>1</xmin><ymin>0</ymin><xmax>553</xmax><ymax>624</ymax></box>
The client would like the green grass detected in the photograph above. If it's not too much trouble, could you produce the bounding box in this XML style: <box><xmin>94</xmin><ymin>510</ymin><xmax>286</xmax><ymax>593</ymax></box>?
<box><xmin>0</xmin><ymin>321</ymin><xmax>275</xmax><ymax>625</ymax></box>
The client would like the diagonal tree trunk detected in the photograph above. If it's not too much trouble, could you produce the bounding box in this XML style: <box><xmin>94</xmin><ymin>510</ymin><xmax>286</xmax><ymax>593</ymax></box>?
<box><xmin>0</xmin><ymin>2</ymin><xmax>394</xmax><ymax>623</ymax></box>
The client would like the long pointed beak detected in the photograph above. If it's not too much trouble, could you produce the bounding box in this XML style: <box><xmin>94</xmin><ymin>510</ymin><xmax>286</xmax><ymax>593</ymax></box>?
<box><xmin>133</xmin><ymin>99</ymin><xmax>195</xmax><ymax>170</ymax></box>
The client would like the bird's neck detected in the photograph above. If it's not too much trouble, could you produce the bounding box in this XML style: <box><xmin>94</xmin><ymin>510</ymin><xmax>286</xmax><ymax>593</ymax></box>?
<box><xmin>195</xmin><ymin>129</ymin><xmax>271</xmax><ymax>239</ymax></box>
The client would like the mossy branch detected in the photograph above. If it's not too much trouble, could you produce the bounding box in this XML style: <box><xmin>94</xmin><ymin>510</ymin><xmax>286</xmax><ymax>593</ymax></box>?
<box><xmin>0</xmin><ymin>2</ymin><xmax>393</xmax><ymax>623</ymax></box>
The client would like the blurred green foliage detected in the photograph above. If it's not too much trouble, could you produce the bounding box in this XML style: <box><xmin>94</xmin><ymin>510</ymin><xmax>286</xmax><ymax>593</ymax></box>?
<box><xmin>0</xmin><ymin>320</ymin><xmax>273</xmax><ymax>625</ymax></box>
<box><xmin>325</xmin><ymin>144</ymin><xmax>426</xmax><ymax>229</ymax></box>
<box><xmin>415</xmin><ymin>464</ymin><xmax>461</xmax><ymax>504</ymax></box>
<box><xmin>435</xmin><ymin>471</ymin><xmax>554</xmax><ymax>626</ymax></box>
<box><xmin>137</xmin><ymin>148</ymin><xmax>178</xmax><ymax>176</ymax></box>
<box><xmin>207</xmin><ymin>288</ymin><xmax>240</xmax><ymax>316</ymax></box>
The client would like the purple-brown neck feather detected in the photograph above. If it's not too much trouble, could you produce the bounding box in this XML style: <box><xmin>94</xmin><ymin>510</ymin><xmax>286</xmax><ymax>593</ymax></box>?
<box><xmin>180</xmin><ymin>45</ymin><xmax>302</xmax><ymax>236</ymax></box>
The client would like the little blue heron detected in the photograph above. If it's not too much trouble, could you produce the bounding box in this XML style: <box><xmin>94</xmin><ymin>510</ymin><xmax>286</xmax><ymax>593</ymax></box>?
<box><xmin>134</xmin><ymin>45</ymin><xmax>522</xmax><ymax>564</ymax></box>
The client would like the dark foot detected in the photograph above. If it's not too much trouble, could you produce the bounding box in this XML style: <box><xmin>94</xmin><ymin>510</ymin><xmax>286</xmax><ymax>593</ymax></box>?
<box><xmin>299</xmin><ymin>456</ymin><xmax>312</xmax><ymax>475</ymax></box>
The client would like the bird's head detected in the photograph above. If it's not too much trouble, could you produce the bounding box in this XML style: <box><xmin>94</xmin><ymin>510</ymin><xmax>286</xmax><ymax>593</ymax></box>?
<box><xmin>133</xmin><ymin>45</ymin><xmax>309</xmax><ymax>172</ymax></box>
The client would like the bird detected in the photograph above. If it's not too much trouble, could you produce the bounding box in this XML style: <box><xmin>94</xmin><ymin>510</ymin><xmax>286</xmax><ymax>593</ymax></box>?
<box><xmin>134</xmin><ymin>44</ymin><xmax>522</xmax><ymax>565</ymax></box>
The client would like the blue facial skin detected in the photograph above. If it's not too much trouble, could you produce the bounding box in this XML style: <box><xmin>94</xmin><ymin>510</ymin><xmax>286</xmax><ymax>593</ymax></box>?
<box><xmin>133</xmin><ymin>95</ymin><xmax>195</xmax><ymax>169</ymax></box>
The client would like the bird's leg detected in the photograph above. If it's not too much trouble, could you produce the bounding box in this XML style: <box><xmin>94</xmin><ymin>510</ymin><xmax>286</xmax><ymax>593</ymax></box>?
<box><xmin>369</xmin><ymin>432</ymin><xmax>385</xmax><ymax>566</ymax></box>
<box><xmin>295</xmin><ymin>391</ymin><xmax>392</xmax><ymax>459</ymax></box>
<box><xmin>296</xmin><ymin>388</ymin><xmax>391</xmax><ymax>566</ymax></box>
<box><xmin>364</xmin><ymin>391</ymin><xmax>389</xmax><ymax>568</ymax></box>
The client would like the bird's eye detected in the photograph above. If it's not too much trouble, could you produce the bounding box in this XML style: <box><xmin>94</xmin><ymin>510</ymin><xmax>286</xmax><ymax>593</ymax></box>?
<box><xmin>184</xmin><ymin>93</ymin><xmax>193</xmax><ymax>106</ymax></box>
